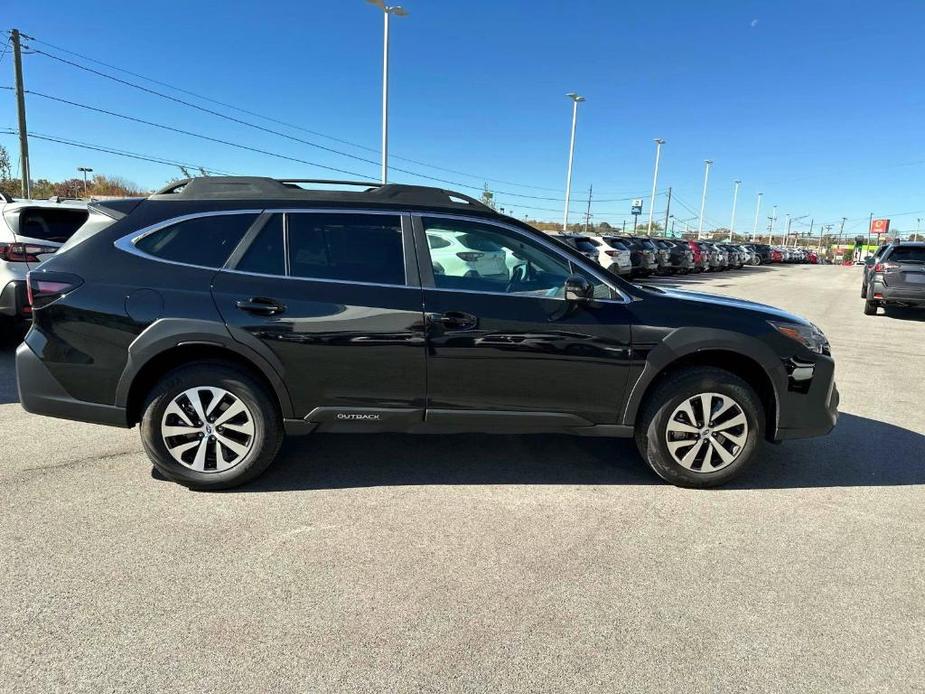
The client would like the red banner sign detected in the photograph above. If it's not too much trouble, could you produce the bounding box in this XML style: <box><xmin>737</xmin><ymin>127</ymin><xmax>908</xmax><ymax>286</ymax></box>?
<box><xmin>870</xmin><ymin>218</ymin><xmax>890</xmax><ymax>235</ymax></box>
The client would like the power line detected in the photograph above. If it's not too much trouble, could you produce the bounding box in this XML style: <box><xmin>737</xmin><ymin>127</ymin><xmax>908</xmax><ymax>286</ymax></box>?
<box><xmin>27</xmin><ymin>37</ymin><xmax>642</xmax><ymax>201</ymax></box>
<box><xmin>8</xmin><ymin>87</ymin><xmax>373</xmax><ymax>179</ymax></box>
<box><xmin>0</xmin><ymin>128</ymin><xmax>236</xmax><ymax>175</ymax></box>
<box><xmin>23</xmin><ymin>32</ymin><xmax>570</xmax><ymax>193</ymax></box>
<box><xmin>18</xmin><ymin>86</ymin><xmax>661</xmax><ymax>208</ymax></box>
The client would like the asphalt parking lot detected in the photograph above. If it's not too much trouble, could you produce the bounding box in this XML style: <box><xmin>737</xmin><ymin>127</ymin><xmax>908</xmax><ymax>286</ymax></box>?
<box><xmin>1</xmin><ymin>264</ymin><xmax>922</xmax><ymax>693</ymax></box>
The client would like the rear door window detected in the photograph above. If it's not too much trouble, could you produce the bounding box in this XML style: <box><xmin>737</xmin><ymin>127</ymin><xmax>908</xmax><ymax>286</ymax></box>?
<box><xmin>286</xmin><ymin>212</ymin><xmax>405</xmax><ymax>285</ymax></box>
<box><xmin>12</xmin><ymin>207</ymin><xmax>89</xmax><ymax>243</ymax></box>
<box><xmin>135</xmin><ymin>213</ymin><xmax>258</xmax><ymax>268</ymax></box>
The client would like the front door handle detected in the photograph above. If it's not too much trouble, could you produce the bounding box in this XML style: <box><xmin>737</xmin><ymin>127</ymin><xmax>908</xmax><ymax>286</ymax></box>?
<box><xmin>235</xmin><ymin>297</ymin><xmax>286</xmax><ymax>316</ymax></box>
<box><xmin>435</xmin><ymin>311</ymin><xmax>478</xmax><ymax>331</ymax></box>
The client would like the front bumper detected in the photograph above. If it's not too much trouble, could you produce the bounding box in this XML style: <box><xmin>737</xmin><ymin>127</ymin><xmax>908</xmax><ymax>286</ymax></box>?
<box><xmin>16</xmin><ymin>340</ymin><xmax>129</xmax><ymax>427</ymax></box>
<box><xmin>774</xmin><ymin>355</ymin><xmax>839</xmax><ymax>441</ymax></box>
<box><xmin>0</xmin><ymin>280</ymin><xmax>28</xmax><ymax>317</ymax></box>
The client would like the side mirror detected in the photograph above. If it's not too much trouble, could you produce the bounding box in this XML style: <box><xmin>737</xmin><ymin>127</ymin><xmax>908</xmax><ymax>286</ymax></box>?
<box><xmin>564</xmin><ymin>274</ymin><xmax>594</xmax><ymax>302</ymax></box>
<box><xmin>864</xmin><ymin>256</ymin><xmax>875</xmax><ymax>265</ymax></box>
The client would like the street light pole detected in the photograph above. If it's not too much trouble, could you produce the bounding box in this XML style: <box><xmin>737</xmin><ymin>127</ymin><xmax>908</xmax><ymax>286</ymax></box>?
<box><xmin>368</xmin><ymin>0</ymin><xmax>408</xmax><ymax>184</ymax></box>
<box><xmin>729</xmin><ymin>179</ymin><xmax>740</xmax><ymax>241</ymax></box>
<box><xmin>752</xmin><ymin>192</ymin><xmax>763</xmax><ymax>241</ymax></box>
<box><xmin>562</xmin><ymin>92</ymin><xmax>585</xmax><ymax>232</ymax></box>
<box><xmin>646</xmin><ymin>138</ymin><xmax>665</xmax><ymax>235</ymax></box>
<box><xmin>697</xmin><ymin>159</ymin><xmax>712</xmax><ymax>239</ymax></box>
<box><xmin>77</xmin><ymin>167</ymin><xmax>93</xmax><ymax>197</ymax></box>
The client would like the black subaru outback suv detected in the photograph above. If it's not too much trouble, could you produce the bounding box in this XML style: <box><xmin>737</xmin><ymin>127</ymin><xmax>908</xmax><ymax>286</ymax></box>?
<box><xmin>16</xmin><ymin>177</ymin><xmax>838</xmax><ymax>489</ymax></box>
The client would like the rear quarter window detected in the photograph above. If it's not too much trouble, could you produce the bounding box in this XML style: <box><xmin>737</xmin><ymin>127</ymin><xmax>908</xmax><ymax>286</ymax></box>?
<box><xmin>134</xmin><ymin>213</ymin><xmax>258</xmax><ymax>268</ymax></box>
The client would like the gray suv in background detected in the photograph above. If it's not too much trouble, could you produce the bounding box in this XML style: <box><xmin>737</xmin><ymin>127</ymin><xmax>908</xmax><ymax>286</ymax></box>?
<box><xmin>863</xmin><ymin>241</ymin><xmax>925</xmax><ymax>315</ymax></box>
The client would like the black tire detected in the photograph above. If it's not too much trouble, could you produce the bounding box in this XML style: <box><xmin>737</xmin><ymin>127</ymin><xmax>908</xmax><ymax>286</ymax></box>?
<box><xmin>140</xmin><ymin>361</ymin><xmax>284</xmax><ymax>490</ymax></box>
<box><xmin>635</xmin><ymin>367</ymin><xmax>763</xmax><ymax>488</ymax></box>
<box><xmin>863</xmin><ymin>299</ymin><xmax>878</xmax><ymax>316</ymax></box>
<box><xmin>860</xmin><ymin>281</ymin><xmax>867</xmax><ymax>299</ymax></box>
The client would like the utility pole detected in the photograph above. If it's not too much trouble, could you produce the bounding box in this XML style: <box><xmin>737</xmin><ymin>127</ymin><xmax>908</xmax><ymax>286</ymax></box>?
<box><xmin>562</xmin><ymin>92</ymin><xmax>586</xmax><ymax>233</ymax></box>
<box><xmin>729</xmin><ymin>179</ymin><xmax>740</xmax><ymax>241</ymax></box>
<box><xmin>916</xmin><ymin>218</ymin><xmax>921</xmax><ymax>242</ymax></box>
<box><xmin>77</xmin><ymin>167</ymin><xmax>93</xmax><ymax>197</ymax></box>
<box><xmin>839</xmin><ymin>216</ymin><xmax>847</xmax><ymax>247</ymax></box>
<box><xmin>751</xmin><ymin>192</ymin><xmax>763</xmax><ymax>242</ymax></box>
<box><xmin>11</xmin><ymin>29</ymin><xmax>31</xmax><ymax>198</ymax></box>
<box><xmin>768</xmin><ymin>205</ymin><xmax>777</xmax><ymax>241</ymax></box>
<box><xmin>697</xmin><ymin>160</ymin><xmax>712</xmax><ymax>239</ymax></box>
<box><xmin>663</xmin><ymin>186</ymin><xmax>672</xmax><ymax>237</ymax></box>
<box><xmin>807</xmin><ymin>218</ymin><xmax>813</xmax><ymax>247</ymax></box>
<box><xmin>368</xmin><ymin>1</ymin><xmax>409</xmax><ymax>184</ymax></box>
<box><xmin>647</xmin><ymin>138</ymin><xmax>665</xmax><ymax>235</ymax></box>
<box><xmin>583</xmin><ymin>184</ymin><xmax>593</xmax><ymax>233</ymax></box>
<box><xmin>783</xmin><ymin>213</ymin><xmax>791</xmax><ymax>246</ymax></box>
<box><xmin>867</xmin><ymin>212</ymin><xmax>873</xmax><ymax>255</ymax></box>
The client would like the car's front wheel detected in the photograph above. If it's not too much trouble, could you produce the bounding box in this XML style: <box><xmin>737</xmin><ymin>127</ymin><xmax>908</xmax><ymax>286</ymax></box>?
<box><xmin>636</xmin><ymin>367</ymin><xmax>762</xmax><ymax>488</ymax></box>
<box><xmin>140</xmin><ymin>361</ymin><xmax>283</xmax><ymax>490</ymax></box>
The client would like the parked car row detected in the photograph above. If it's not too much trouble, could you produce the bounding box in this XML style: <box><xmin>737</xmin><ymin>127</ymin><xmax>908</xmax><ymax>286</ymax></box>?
<box><xmin>554</xmin><ymin>233</ymin><xmax>773</xmax><ymax>277</ymax></box>
<box><xmin>769</xmin><ymin>246</ymin><xmax>819</xmax><ymax>264</ymax></box>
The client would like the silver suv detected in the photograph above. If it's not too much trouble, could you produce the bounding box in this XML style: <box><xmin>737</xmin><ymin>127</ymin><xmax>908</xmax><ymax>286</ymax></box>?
<box><xmin>0</xmin><ymin>193</ymin><xmax>88</xmax><ymax>332</ymax></box>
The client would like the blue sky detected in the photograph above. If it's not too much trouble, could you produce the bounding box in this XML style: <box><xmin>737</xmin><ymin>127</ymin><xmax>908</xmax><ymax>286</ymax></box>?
<box><xmin>3</xmin><ymin>0</ymin><xmax>924</xmax><ymax>236</ymax></box>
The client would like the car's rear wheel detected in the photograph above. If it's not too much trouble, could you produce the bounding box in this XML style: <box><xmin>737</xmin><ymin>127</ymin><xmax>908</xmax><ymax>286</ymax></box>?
<box><xmin>635</xmin><ymin>367</ymin><xmax>762</xmax><ymax>488</ymax></box>
<box><xmin>863</xmin><ymin>299</ymin><xmax>878</xmax><ymax>315</ymax></box>
<box><xmin>140</xmin><ymin>361</ymin><xmax>283</xmax><ymax>490</ymax></box>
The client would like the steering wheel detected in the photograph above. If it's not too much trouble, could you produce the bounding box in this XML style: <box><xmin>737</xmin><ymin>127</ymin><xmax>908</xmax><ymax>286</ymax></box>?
<box><xmin>505</xmin><ymin>262</ymin><xmax>534</xmax><ymax>293</ymax></box>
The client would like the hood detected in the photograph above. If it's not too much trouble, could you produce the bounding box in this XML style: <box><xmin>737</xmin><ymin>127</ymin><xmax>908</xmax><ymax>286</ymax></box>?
<box><xmin>648</xmin><ymin>286</ymin><xmax>811</xmax><ymax>325</ymax></box>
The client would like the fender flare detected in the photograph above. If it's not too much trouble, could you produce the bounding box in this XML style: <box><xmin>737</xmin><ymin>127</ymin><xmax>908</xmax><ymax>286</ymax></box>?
<box><xmin>621</xmin><ymin>327</ymin><xmax>788</xmax><ymax>428</ymax></box>
<box><xmin>114</xmin><ymin>318</ymin><xmax>294</xmax><ymax>418</ymax></box>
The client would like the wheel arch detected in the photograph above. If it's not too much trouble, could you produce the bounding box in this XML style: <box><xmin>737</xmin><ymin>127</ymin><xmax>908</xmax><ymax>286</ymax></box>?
<box><xmin>117</xmin><ymin>319</ymin><xmax>294</xmax><ymax>426</ymax></box>
<box><xmin>624</xmin><ymin>331</ymin><xmax>785</xmax><ymax>441</ymax></box>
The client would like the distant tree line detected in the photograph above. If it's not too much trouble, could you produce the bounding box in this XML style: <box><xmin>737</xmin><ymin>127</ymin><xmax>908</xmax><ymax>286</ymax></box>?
<box><xmin>0</xmin><ymin>144</ymin><xmax>145</xmax><ymax>199</ymax></box>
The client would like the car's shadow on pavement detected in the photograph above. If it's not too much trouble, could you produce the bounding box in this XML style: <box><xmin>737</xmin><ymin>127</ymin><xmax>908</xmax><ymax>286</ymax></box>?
<box><xmin>235</xmin><ymin>413</ymin><xmax>924</xmax><ymax>493</ymax></box>
<box><xmin>879</xmin><ymin>307</ymin><xmax>925</xmax><ymax>322</ymax></box>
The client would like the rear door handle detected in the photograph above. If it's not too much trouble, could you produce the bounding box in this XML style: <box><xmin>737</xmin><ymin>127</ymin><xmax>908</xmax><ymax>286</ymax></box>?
<box><xmin>434</xmin><ymin>311</ymin><xmax>478</xmax><ymax>331</ymax></box>
<box><xmin>235</xmin><ymin>297</ymin><xmax>286</xmax><ymax>316</ymax></box>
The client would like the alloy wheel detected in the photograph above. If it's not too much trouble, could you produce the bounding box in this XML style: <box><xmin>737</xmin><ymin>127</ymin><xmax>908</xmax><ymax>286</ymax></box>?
<box><xmin>664</xmin><ymin>392</ymin><xmax>748</xmax><ymax>473</ymax></box>
<box><xmin>160</xmin><ymin>386</ymin><xmax>255</xmax><ymax>472</ymax></box>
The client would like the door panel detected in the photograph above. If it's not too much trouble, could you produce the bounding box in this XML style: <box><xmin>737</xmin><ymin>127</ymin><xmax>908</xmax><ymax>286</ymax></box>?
<box><xmin>213</xmin><ymin>272</ymin><xmax>426</xmax><ymax>416</ymax></box>
<box><xmin>422</xmin><ymin>290</ymin><xmax>631</xmax><ymax>423</ymax></box>
<box><xmin>212</xmin><ymin>210</ymin><xmax>426</xmax><ymax>417</ymax></box>
<box><xmin>415</xmin><ymin>215</ymin><xmax>633</xmax><ymax>425</ymax></box>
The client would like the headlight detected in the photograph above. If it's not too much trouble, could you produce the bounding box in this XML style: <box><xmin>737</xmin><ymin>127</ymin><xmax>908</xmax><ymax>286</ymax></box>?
<box><xmin>768</xmin><ymin>321</ymin><xmax>830</xmax><ymax>354</ymax></box>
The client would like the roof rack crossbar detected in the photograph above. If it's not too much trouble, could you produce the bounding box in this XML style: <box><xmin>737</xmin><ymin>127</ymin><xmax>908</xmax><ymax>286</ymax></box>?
<box><xmin>277</xmin><ymin>179</ymin><xmax>383</xmax><ymax>188</ymax></box>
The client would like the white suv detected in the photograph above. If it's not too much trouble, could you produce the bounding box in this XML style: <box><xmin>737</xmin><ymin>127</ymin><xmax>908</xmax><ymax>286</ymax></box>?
<box><xmin>426</xmin><ymin>227</ymin><xmax>510</xmax><ymax>280</ymax></box>
<box><xmin>0</xmin><ymin>194</ymin><xmax>88</xmax><ymax>331</ymax></box>
<box><xmin>595</xmin><ymin>236</ymin><xmax>633</xmax><ymax>276</ymax></box>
